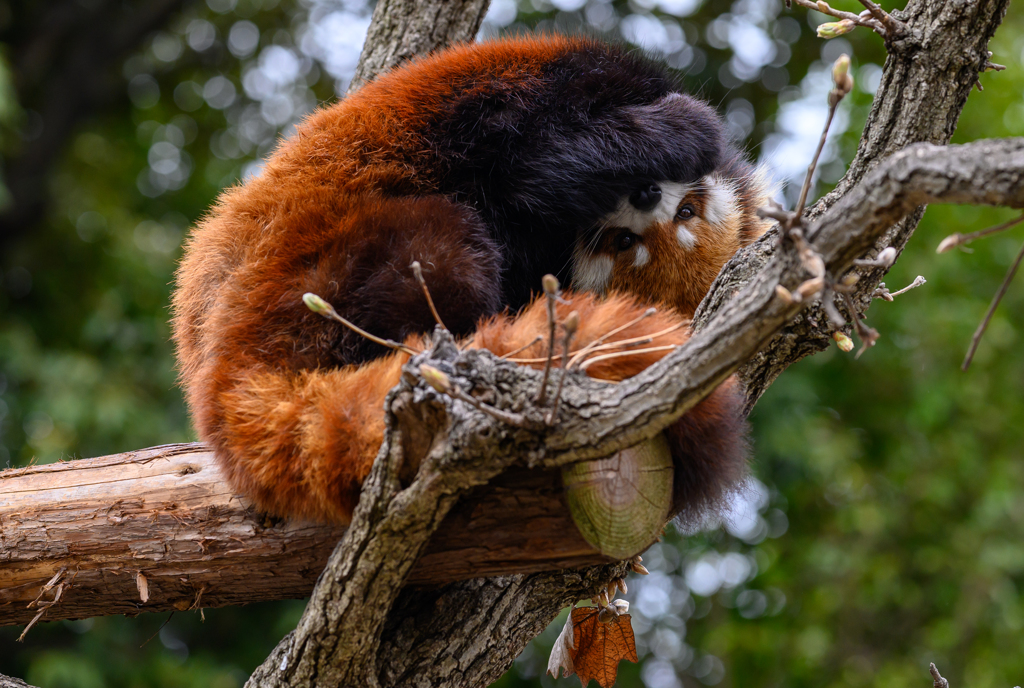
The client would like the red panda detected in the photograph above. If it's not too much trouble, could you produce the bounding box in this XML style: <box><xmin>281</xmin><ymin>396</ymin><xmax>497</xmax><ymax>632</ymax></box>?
<box><xmin>171</xmin><ymin>35</ymin><xmax>773</xmax><ymax>526</ymax></box>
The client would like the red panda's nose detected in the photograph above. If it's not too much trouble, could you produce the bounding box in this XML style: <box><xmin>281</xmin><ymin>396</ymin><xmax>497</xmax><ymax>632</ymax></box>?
<box><xmin>629</xmin><ymin>183</ymin><xmax>662</xmax><ymax>211</ymax></box>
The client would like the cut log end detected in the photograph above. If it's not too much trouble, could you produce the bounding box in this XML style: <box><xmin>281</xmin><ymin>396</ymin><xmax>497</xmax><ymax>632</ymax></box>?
<box><xmin>561</xmin><ymin>435</ymin><xmax>674</xmax><ymax>560</ymax></box>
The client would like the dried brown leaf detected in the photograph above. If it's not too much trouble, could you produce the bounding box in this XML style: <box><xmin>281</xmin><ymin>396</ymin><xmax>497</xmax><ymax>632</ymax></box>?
<box><xmin>568</xmin><ymin>606</ymin><xmax>638</xmax><ymax>688</ymax></box>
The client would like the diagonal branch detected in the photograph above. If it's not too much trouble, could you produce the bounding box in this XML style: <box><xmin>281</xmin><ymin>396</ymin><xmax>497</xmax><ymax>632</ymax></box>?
<box><xmin>696</xmin><ymin>0</ymin><xmax>1011</xmax><ymax>405</ymax></box>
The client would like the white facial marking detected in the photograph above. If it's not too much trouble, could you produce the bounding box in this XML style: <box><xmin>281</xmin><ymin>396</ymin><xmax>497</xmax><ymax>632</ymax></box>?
<box><xmin>703</xmin><ymin>176</ymin><xmax>740</xmax><ymax>230</ymax></box>
<box><xmin>652</xmin><ymin>182</ymin><xmax>690</xmax><ymax>222</ymax></box>
<box><xmin>676</xmin><ymin>226</ymin><xmax>697</xmax><ymax>250</ymax></box>
<box><xmin>596</xmin><ymin>181</ymin><xmax>692</xmax><ymax>235</ymax></box>
<box><xmin>633</xmin><ymin>244</ymin><xmax>650</xmax><ymax>268</ymax></box>
<box><xmin>572</xmin><ymin>253</ymin><xmax>613</xmax><ymax>293</ymax></box>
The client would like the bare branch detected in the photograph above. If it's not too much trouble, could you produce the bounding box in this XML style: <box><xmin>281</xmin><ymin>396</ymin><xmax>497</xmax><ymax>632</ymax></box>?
<box><xmin>410</xmin><ymin>261</ymin><xmax>448</xmax><ymax>331</ymax></box>
<box><xmin>962</xmin><ymin>238</ymin><xmax>1024</xmax><ymax>370</ymax></box>
<box><xmin>0</xmin><ymin>445</ymin><xmax>617</xmax><ymax>629</ymax></box>
<box><xmin>936</xmin><ymin>213</ymin><xmax>1024</xmax><ymax>253</ymax></box>
<box><xmin>537</xmin><ymin>274</ymin><xmax>560</xmax><ymax>405</ymax></box>
<box><xmin>304</xmin><ymin>292</ymin><xmax>418</xmax><ymax>355</ymax></box>
<box><xmin>873</xmin><ymin>275</ymin><xmax>927</xmax><ymax>300</ymax></box>
<box><xmin>790</xmin><ymin>0</ymin><xmax>884</xmax><ymax>34</ymax></box>
<box><xmin>856</xmin><ymin>0</ymin><xmax>907</xmax><ymax>37</ymax></box>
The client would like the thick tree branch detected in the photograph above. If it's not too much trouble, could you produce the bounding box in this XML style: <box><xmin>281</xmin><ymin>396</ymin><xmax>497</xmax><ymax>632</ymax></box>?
<box><xmin>2</xmin><ymin>1</ymin><xmax>1013</xmax><ymax>686</ymax></box>
<box><xmin>0</xmin><ymin>445</ymin><xmax>614</xmax><ymax>628</ymax></box>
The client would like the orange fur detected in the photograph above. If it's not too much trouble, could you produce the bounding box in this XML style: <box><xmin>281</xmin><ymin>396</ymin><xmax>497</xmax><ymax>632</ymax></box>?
<box><xmin>173</xmin><ymin>36</ymin><xmax>764</xmax><ymax>525</ymax></box>
<box><xmin>583</xmin><ymin>172</ymin><xmax>774</xmax><ymax>316</ymax></box>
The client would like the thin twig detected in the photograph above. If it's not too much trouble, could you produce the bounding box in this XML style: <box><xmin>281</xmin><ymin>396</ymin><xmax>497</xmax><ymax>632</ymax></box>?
<box><xmin>140</xmin><ymin>613</ymin><xmax>177</xmax><ymax>648</ymax></box>
<box><xmin>756</xmin><ymin>203</ymin><xmax>792</xmax><ymax>224</ymax></box>
<box><xmin>821</xmin><ymin>284</ymin><xmax>847</xmax><ymax>327</ymax></box>
<box><xmin>498</xmin><ymin>335</ymin><xmax>544</xmax><ymax>360</ymax></box>
<box><xmin>962</xmin><ymin>238</ymin><xmax>1024</xmax><ymax>370</ymax></box>
<box><xmin>565</xmin><ymin>307</ymin><xmax>657</xmax><ymax>367</ymax></box>
<box><xmin>874</xmin><ymin>275</ymin><xmax>927</xmax><ymax>301</ymax></box>
<box><xmin>767</xmin><ymin>55</ymin><xmax>850</xmax><ymax>238</ymax></box>
<box><xmin>795</xmin><ymin>99</ymin><xmax>838</xmax><ymax>221</ymax></box>
<box><xmin>789</xmin><ymin>0</ymin><xmax>881</xmax><ymax>32</ymax></box>
<box><xmin>303</xmin><ymin>293</ymin><xmax>418</xmax><ymax>355</ymax></box>
<box><xmin>410</xmin><ymin>261</ymin><xmax>448</xmax><ymax>331</ymax></box>
<box><xmin>889</xmin><ymin>276</ymin><xmax>927</xmax><ymax>296</ymax></box>
<box><xmin>856</xmin><ymin>0</ymin><xmax>902</xmax><ymax>36</ymax></box>
<box><xmin>18</xmin><ymin>568</ymin><xmax>72</xmax><ymax>642</ymax></box>
<box><xmin>537</xmin><ymin>275</ymin><xmax>559</xmax><ymax>405</ymax></box>
<box><xmin>578</xmin><ymin>345</ymin><xmax>679</xmax><ymax>372</ymax></box>
<box><xmin>546</xmin><ymin>312</ymin><xmax>578</xmax><ymax>424</ymax></box>
<box><xmin>841</xmin><ymin>292</ymin><xmax>879</xmax><ymax>358</ymax></box>
<box><xmin>937</xmin><ymin>214</ymin><xmax>1024</xmax><ymax>253</ymax></box>
<box><xmin>17</xmin><ymin>605</ymin><xmax>50</xmax><ymax>642</ymax></box>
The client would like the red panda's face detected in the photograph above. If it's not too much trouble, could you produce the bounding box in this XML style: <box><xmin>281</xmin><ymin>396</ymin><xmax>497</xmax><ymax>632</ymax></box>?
<box><xmin>572</xmin><ymin>168</ymin><xmax>774</xmax><ymax>317</ymax></box>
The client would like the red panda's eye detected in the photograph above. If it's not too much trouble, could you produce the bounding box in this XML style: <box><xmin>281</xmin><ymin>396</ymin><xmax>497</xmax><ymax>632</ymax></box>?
<box><xmin>676</xmin><ymin>204</ymin><xmax>696</xmax><ymax>220</ymax></box>
<box><xmin>615</xmin><ymin>232</ymin><xmax>638</xmax><ymax>252</ymax></box>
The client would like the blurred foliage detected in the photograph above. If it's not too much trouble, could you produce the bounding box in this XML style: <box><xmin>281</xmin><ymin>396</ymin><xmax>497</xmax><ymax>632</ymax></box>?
<box><xmin>1</xmin><ymin>0</ymin><xmax>1023</xmax><ymax>686</ymax></box>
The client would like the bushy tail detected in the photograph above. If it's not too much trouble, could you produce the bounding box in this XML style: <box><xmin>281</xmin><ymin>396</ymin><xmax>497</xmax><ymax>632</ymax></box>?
<box><xmin>189</xmin><ymin>292</ymin><xmax>747</xmax><ymax>524</ymax></box>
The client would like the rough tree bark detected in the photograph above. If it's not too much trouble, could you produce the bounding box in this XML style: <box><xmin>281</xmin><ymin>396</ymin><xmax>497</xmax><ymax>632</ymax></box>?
<box><xmin>0</xmin><ymin>674</ymin><xmax>33</xmax><ymax>688</ymax></box>
<box><xmin>241</xmin><ymin>0</ymin><xmax>1015</xmax><ymax>686</ymax></box>
<box><xmin>699</xmin><ymin>0</ymin><xmax>1012</xmax><ymax>406</ymax></box>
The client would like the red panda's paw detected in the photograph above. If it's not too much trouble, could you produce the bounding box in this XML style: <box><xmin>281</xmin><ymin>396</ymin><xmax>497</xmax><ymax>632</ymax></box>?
<box><xmin>469</xmin><ymin>290</ymin><xmax>690</xmax><ymax>382</ymax></box>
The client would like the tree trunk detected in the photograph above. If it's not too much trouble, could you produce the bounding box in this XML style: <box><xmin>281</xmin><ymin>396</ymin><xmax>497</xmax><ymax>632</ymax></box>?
<box><xmin>348</xmin><ymin>0</ymin><xmax>490</xmax><ymax>91</ymax></box>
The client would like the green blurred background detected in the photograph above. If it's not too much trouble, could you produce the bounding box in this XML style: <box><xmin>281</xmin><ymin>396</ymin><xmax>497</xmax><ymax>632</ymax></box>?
<box><xmin>1</xmin><ymin>0</ymin><xmax>1022</xmax><ymax>685</ymax></box>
